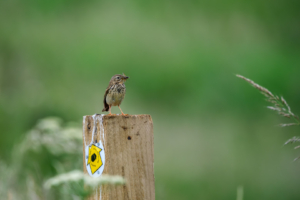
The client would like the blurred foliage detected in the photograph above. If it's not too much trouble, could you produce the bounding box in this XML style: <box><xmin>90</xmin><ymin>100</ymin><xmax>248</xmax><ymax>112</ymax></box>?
<box><xmin>0</xmin><ymin>117</ymin><xmax>124</xmax><ymax>199</ymax></box>
<box><xmin>0</xmin><ymin>117</ymin><xmax>84</xmax><ymax>199</ymax></box>
<box><xmin>44</xmin><ymin>170</ymin><xmax>125</xmax><ymax>199</ymax></box>
<box><xmin>1</xmin><ymin>0</ymin><xmax>300</xmax><ymax>199</ymax></box>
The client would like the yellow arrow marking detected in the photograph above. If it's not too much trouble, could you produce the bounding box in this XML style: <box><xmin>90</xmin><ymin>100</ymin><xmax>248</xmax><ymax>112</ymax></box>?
<box><xmin>87</xmin><ymin>144</ymin><xmax>103</xmax><ymax>174</ymax></box>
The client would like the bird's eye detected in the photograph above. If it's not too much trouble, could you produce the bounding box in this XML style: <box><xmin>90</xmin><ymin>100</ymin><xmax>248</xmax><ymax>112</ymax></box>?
<box><xmin>116</xmin><ymin>77</ymin><xmax>120</xmax><ymax>80</ymax></box>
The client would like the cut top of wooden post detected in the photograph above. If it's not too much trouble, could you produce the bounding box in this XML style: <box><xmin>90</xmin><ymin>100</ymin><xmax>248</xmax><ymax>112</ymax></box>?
<box><xmin>82</xmin><ymin>114</ymin><xmax>155</xmax><ymax>200</ymax></box>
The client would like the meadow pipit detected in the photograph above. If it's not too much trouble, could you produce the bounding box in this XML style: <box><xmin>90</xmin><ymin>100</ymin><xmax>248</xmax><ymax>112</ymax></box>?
<box><xmin>102</xmin><ymin>74</ymin><xmax>129</xmax><ymax>115</ymax></box>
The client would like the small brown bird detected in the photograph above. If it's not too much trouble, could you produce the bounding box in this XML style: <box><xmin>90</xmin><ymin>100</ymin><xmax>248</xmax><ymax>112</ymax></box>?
<box><xmin>102</xmin><ymin>74</ymin><xmax>129</xmax><ymax>115</ymax></box>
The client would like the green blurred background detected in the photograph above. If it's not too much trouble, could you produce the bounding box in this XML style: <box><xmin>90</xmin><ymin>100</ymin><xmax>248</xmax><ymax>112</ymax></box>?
<box><xmin>1</xmin><ymin>0</ymin><xmax>300</xmax><ymax>199</ymax></box>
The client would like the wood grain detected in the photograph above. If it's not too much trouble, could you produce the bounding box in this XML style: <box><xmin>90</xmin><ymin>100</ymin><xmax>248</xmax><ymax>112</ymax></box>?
<box><xmin>82</xmin><ymin>115</ymin><xmax>155</xmax><ymax>200</ymax></box>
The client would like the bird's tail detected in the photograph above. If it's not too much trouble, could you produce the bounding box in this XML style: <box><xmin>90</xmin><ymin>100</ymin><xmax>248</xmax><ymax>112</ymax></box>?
<box><xmin>102</xmin><ymin>105</ymin><xmax>109</xmax><ymax>112</ymax></box>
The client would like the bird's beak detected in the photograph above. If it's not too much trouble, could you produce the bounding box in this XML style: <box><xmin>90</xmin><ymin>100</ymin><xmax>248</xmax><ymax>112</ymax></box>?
<box><xmin>122</xmin><ymin>73</ymin><xmax>129</xmax><ymax>80</ymax></box>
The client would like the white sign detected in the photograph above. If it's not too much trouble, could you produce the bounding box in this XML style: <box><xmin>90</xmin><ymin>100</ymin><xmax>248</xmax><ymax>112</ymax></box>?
<box><xmin>85</xmin><ymin>141</ymin><xmax>105</xmax><ymax>177</ymax></box>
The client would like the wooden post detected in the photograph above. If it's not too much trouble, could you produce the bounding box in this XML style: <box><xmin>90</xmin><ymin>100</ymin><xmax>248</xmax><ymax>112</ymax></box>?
<box><xmin>82</xmin><ymin>114</ymin><xmax>155</xmax><ymax>200</ymax></box>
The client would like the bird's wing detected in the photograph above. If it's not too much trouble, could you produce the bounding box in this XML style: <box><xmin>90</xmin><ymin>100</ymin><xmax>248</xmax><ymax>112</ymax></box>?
<box><xmin>102</xmin><ymin>86</ymin><xmax>110</xmax><ymax>112</ymax></box>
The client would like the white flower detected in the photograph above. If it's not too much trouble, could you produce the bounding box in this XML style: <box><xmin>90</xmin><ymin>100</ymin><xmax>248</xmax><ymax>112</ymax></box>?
<box><xmin>44</xmin><ymin>170</ymin><xmax>125</xmax><ymax>189</ymax></box>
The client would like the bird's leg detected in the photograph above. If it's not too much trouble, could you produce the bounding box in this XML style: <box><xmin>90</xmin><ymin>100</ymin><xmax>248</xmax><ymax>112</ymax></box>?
<box><xmin>107</xmin><ymin>105</ymin><xmax>117</xmax><ymax>116</ymax></box>
<box><xmin>107</xmin><ymin>105</ymin><xmax>113</xmax><ymax>116</ymax></box>
<box><xmin>118</xmin><ymin>105</ymin><xmax>128</xmax><ymax>116</ymax></box>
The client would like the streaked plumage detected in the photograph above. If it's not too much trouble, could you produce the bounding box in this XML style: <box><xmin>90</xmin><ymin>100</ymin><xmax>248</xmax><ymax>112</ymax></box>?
<box><xmin>102</xmin><ymin>74</ymin><xmax>129</xmax><ymax>115</ymax></box>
